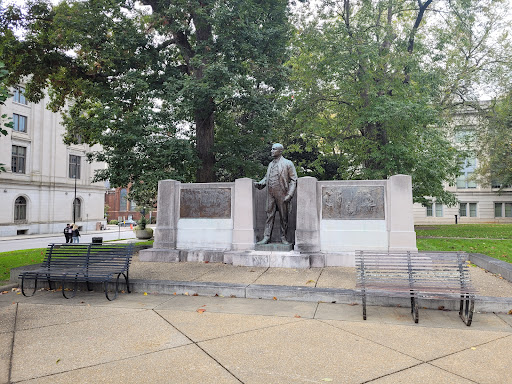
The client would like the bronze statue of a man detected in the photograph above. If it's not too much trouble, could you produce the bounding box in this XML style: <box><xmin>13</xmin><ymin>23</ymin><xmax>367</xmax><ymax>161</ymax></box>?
<box><xmin>254</xmin><ymin>143</ymin><xmax>298</xmax><ymax>245</ymax></box>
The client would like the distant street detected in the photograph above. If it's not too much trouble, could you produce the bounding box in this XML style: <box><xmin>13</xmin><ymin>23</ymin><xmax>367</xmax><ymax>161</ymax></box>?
<box><xmin>0</xmin><ymin>227</ymin><xmax>138</xmax><ymax>252</ymax></box>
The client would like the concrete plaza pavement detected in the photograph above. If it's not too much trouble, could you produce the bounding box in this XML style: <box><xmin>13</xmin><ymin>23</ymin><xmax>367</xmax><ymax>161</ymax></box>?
<box><xmin>1</xmin><ymin>289</ymin><xmax>512</xmax><ymax>383</ymax></box>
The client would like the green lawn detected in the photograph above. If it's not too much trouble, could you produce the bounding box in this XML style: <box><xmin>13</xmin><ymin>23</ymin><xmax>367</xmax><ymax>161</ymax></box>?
<box><xmin>0</xmin><ymin>240</ymin><xmax>154</xmax><ymax>284</ymax></box>
<box><xmin>415</xmin><ymin>224</ymin><xmax>512</xmax><ymax>263</ymax></box>
<box><xmin>0</xmin><ymin>248</ymin><xmax>46</xmax><ymax>282</ymax></box>
<box><xmin>416</xmin><ymin>238</ymin><xmax>512</xmax><ymax>263</ymax></box>
<box><xmin>415</xmin><ymin>224</ymin><xmax>512</xmax><ymax>239</ymax></box>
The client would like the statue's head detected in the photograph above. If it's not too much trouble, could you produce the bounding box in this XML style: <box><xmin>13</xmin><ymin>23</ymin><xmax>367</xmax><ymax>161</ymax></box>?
<box><xmin>271</xmin><ymin>143</ymin><xmax>284</xmax><ymax>158</ymax></box>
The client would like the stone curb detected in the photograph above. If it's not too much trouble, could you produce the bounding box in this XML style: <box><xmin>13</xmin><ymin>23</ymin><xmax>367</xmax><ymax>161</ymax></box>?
<box><xmin>0</xmin><ymin>283</ymin><xmax>19</xmax><ymax>292</ymax></box>
<box><xmin>16</xmin><ymin>276</ymin><xmax>512</xmax><ymax>314</ymax></box>
<box><xmin>470</xmin><ymin>253</ymin><xmax>512</xmax><ymax>282</ymax></box>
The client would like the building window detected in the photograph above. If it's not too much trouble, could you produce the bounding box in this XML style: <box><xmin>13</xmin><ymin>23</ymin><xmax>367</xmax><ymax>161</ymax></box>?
<box><xmin>13</xmin><ymin>87</ymin><xmax>27</xmax><ymax>105</ymax></box>
<box><xmin>69</xmin><ymin>155</ymin><xmax>81</xmax><ymax>179</ymax></box>
<box><xmin>425</xmin><ymin>203</ymin><xmax>443</xmax><ymax>217</ymax></box>
<box><xmin>14</xmin><ymin>196</ymin><xmax>27</xmax><ymax>222</ymax></box>
<box><xmin>460</xmin><ymin>203</ymin><xmax>477</xmax><ymax>217</ymax></box>
<box><xmin>73</xmin><ymin>198</ymin><xmax>81</xmax><ymax>221</ymax></box>
<box><xmin>494</xmin><ymin>203</ymin><xmax>512</xmax><ymax>218</ymax></box>
<box><xmin>456</xmin><ymin>158</ymin><xmax>477</xmax><ymax>189</ymax></box>
<box><xmin>120</xmin><ymin>188</ymin><xmax>128</xmax><ymax>211</ymax></box>
<box><xmin>11</xmin><ymin>145</ymin><xmax>26</xmax><ymax>173</ymax></box>
<box><xmin>13</xmin><ymin>114</ymin><xmax>27</xmax><ymax>133</ymax></box>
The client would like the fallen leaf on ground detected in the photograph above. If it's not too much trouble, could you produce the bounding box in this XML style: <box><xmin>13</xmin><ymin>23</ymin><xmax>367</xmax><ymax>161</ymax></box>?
<box><xmin>294</xmin><ymin>314</ymin><xmax>301</xmax><ymax>318</ymax></box>
<box><xmin>321</xmin><ymin>379</ymin><xmax>333</xmax><ymax>382</ymax></box>
<box><xmin>184</xmin><ymin>292</ymin><xmax>189</xmax><ymax>296</ymax></box>
<box><xmin>192</xmin><ymin>293</ymin><xmax>199</xmax><ymax>296</ymax></box>
<box><xmin>56</xmin><ymin>359</ymin><xmax>61</xmax><ymax>364</ymax></box>
<box><xmin>143</xmin><ymin>292</ymin><xmax>148</xmax><ymax>296</ymax></box>
<box><xmin>1</xmin><ymin>291</ymin><xmax>8</xmax><ymax>295</ymax></box>
<box><xmin>273</xmin><ymin>297</ymin><xmax>277</xmax><ymax>300</ymax></box>
<box><xmin>471</xmin><ymin>347</ymin><xmax>477</xmax><ymax>350</ymax></box>
<box><xmin>306</xmin><ymin>280</ymin><xmax>315</xmax><ymax>284</ymax></box>
<box><xmin>230</xmin><ymin>295</ymin><xmax>236</xmax><ymax>298</ymax></box>
<box><xmin>197</xmin><ymin>308</ymin><xmax>206</xmax><ymax>314</ymax></box>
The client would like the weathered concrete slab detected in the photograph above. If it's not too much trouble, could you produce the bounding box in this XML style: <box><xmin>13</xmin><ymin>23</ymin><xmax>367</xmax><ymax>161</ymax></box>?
<box><xmin>251</xmin><ymin>267</ymin><xmax>322</xmax><ymax>287</ymax></box>
<box><xmin>432</xmin><ymin>336</ymin><xmax>512</xmax><ymax>383</ymax></box>
<box><xmin>157</xmin><ymin>309</ymin><xmax>301</xmax><ymax>342</ymax></box>
<box><xmin>199</xmin><ymin>320</ymin><xmax>420</xmax><ymax>384</ymax></box>
<box><xmin>0</xmin><ymin>302</ymin><xmax>16</xmax><ymax>334</ymax></box>
<box><xmin>370</xmin><ymin>363</ymin><xmax>474</xmax><ymax>383</ymax></box>
<box><xmin>10</xmin><ymin>309</ymin><xmax>191</xmax><ymax>382</ymax></box>
<box><xmin>15</xmin><ymin>303</ymin><xmax>146</xmax><ymax>331</ymax></box>
<box><xmin>0</xmin><ymin>332</ymin><xmax>12</xmax><ymax>384</ymax></box>
<box><xmin>323</xmin><ymin>319</ymin><xmax>510</xmax><ymax>361</ymax></box>
<box><xmin>19</xmin><ymin>344</ymin><xmax>240</xmax><ymax>384</ymax></box>
<box><xmin>154</xmin><ymin>295</ymin><xmax>318</xmax><ymax>318</ymax></box>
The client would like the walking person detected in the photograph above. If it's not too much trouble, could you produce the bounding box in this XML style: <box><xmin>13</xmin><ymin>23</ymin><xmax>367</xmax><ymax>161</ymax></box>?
<box><xmin>63</xmin><ymin>224</ymin><xmax>72</xmax><ymax>243</ymax></box>
<box><xmin>71</xmin><ymin>224</ymin><xmax>80</xmax><ymax>243</ymax></box>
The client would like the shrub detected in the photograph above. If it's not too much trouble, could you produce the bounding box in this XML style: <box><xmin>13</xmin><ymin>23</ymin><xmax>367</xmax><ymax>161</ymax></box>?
<box><xmin>109</xmin><ymin>220</ymin><xmax>118</xmax><ymax>225</ymax></box>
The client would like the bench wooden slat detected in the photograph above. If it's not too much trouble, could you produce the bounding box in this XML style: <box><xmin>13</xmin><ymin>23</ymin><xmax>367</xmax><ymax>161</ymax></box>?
<box><xmin>356</xmin><ymin>250</ymin><xmax>476</xmax><ymax>326</ymax></box>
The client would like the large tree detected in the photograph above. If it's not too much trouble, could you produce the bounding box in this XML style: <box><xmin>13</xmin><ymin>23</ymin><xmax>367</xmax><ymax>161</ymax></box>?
<box><xmin>0</xmin><ymin>0</ymin><xmax>291</xmax><ymax>204</ymax></box>
<box><xmin>474</xmin><ymin>92</ymin><xmax>512</xmax><ymax>188</ymax></box>
<box><xmin>282</xmin><ymin>0</ymin><xmax>511</xmax><ymax>205</ymax></box>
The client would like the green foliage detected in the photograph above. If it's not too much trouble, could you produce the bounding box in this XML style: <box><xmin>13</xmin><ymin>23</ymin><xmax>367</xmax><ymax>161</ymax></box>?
<box><xmin>108</xmin><ymin>219</ymin><xmax>118</xmax><ymax>225</ymax></box>
<box><xmin>283</xmin><ymin>1</ymin><xmax>468</xmax><ymax>205</ymax></box>
<box><xmin>282</xmin><ymin>0</ymin><xmax>512</xmax><ymax>205</ymax></box>
<box><xmin>0</xmin><ymin>61</ymin><xmax>12</xmax><ymax>172</ymax></box>
<box><xmin>474</xmin><ymin>93</ymin><xmax>512</xmax><ymax>189</ymax></box>
<box><xmin>0</xmin><ymin>0</ymin><xmax>292</xmax><ymax>194</ymax></box>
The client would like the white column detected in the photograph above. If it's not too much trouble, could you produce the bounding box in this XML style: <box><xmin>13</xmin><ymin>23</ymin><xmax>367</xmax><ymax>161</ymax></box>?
<box><xmin>232</xmin><ymin>178</ymin><xmax>255</xmax><ymax>250</ymax></box>
<box><xmin>388</xmin><ymin>174</ymin><xmax>417</xmax><ymax>251</ymax></box>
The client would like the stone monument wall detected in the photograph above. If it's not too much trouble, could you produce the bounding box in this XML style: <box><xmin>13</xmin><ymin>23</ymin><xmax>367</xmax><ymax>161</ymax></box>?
<box><xmin>140</xmin><ymin>174</ymin><xmax>416</xmax><ymax>267</ymax></box>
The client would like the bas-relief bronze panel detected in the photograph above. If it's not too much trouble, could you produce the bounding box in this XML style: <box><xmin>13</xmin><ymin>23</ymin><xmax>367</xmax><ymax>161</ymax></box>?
<box><xmin>180</xmin><ymin>188</ymin><xmax>231</xmax><ymax>218</ymax></box>
<box><xmin>322</xmin><ymin>186</ymin><xmax>385</xmax><ymax>220</ymax></box>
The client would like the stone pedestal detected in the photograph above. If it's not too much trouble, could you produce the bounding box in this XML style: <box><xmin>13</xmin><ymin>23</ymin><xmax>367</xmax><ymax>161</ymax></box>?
<box><xmin>229</xmin><ymin>250</ymin><xmax>310</xmax><ymax>268</ymax></box>
<box><xmin>232</xmin><ymin>178</ymin><xmax>256</xmax><ymax>250</ymax></box>
<box><xmin>387</xmin><ymin>175</ymin><xmax>417</xmax><ymax>252</ymax></box>
<box><xmin>254</xmin><ymin>243</ymin><xmax>293</xmax><ymax>252</ymax></box>
<box><xmin>295</xmin><ymin>177</ymin><xmax>320</xmax><ymax>252</ymax></box>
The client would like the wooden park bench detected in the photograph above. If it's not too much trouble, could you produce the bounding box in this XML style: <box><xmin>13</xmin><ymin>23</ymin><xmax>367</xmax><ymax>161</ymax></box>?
<box><xmin>21</xmin><ymin>243</ymin><xmax>135</xmax><ymax>301</ymax></box>
<box><xmin>355</xmin><ymin>251</ymin><xmax>477</xmax><ymax>326</ymax></box>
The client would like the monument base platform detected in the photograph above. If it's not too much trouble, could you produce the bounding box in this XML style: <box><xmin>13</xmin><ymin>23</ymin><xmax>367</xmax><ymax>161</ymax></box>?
<box><xmin>228</xmin><ymin>250</ymin><xmax>310</xmax><ymax>268</ymax></box>
<box><xmin>254</xmin><ymin>243</ymin><xmax>293</xmax><ymax>252</ymax></box>
<box><xmin>139</xmin><ymin>247</ymin><xmax>416</xmax><ymax>267</ymax></box>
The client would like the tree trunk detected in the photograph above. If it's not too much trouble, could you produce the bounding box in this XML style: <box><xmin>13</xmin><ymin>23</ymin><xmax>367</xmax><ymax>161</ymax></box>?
<box><xmin>195</xmin><ymin>101</ymin><xmax>216</xmax><ymax>182</ymax></box>
<box><xmin>192</xmin><ymin>2</ymin><xmax>216</xmax><ymax>182</ymax></box>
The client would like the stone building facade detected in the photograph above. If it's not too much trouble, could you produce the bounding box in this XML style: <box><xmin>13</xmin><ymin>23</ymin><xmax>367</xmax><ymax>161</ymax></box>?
<box><xmin>0</xmin><ymin>85</ymin><xmax>107</xmax><ymax>236</ymax></box>
<box><xmin>413</xmin><ymin>105</ymin><xmax>512</xmax><ymax>224</ymax></box>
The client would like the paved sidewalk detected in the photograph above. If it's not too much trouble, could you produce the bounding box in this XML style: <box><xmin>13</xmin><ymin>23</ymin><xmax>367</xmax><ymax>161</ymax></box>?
<box><xmin>1</xmin><ymin>289</ymin><xmax>512</xmax><ymax>384</ymax></box>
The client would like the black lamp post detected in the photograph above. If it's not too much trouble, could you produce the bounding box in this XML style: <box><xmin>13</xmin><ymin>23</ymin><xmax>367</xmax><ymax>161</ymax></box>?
<box><xmin>73</xmin><ymin>163</ymin><xmax>77</xmax><ymax>224</ymax></box>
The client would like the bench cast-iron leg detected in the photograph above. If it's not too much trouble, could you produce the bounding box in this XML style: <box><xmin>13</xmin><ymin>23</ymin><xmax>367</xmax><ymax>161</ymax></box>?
<box><xmin>62</xmin><ymin>274</ymin><xmax>79</xmax><ymax>299</ymax></box>
<box><xmin>21</xmin><ymin>273</ymin><xmax>38</xmax><ymax>297</ymax></box>
<box><xmin>459</xmin><ymin>294</ymin><xmax>474</xmax><ymax>326</ymax></box>
<box><xmin>362</xmin><ymin>290</ymin><xmax>367</xmax><ymax>320</ymax></box>
<box><xmin>410</xmin><ymin>291</ymin><xmax>419</xmax><ymax>323</ymax></box>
